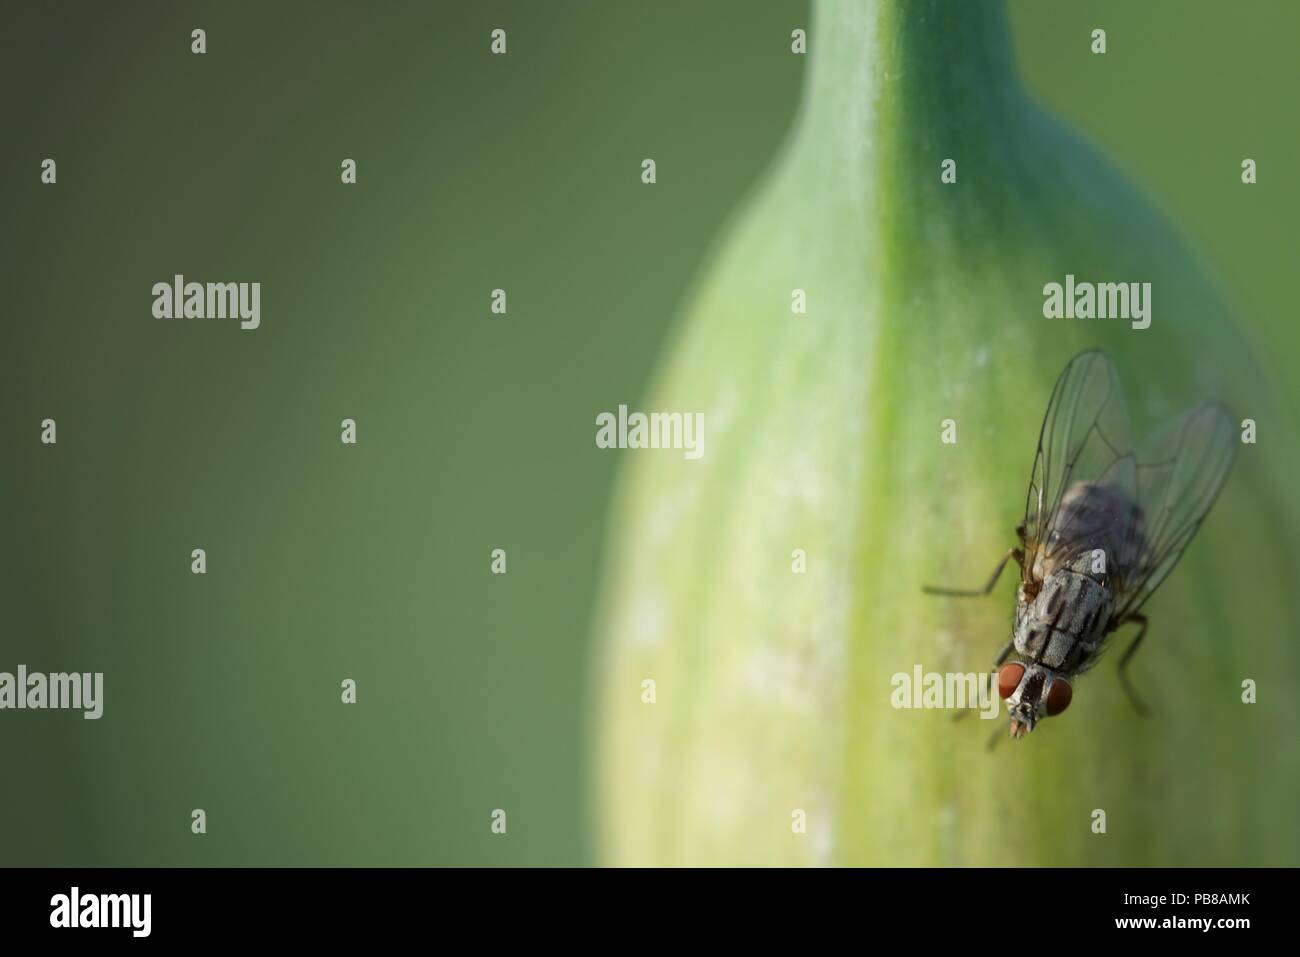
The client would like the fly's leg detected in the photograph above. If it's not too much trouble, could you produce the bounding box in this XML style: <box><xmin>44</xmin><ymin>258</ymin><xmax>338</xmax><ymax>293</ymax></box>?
<box><xmin>1117</xmin><ymin>614</ymin><xmax>1150</xmax><ymax>717</ymax></box>
<box><xmin>926</xmin><ymin>543</ymin><xmax>1021</xmax><ymax>733</ymax></box>
<box><xmin>992</xmin><ymin>639</ymin><xmax>1014</xmax><ymax>667</ymax></box>
<box><xmin>953</xmin><ymin>640</ymin><xmax>1014</xmax><ymax>723</ymax></box>
<box><xmin>985</xmin><ymin>724</ymin><xmax>1006</xmax><ymax>751</ymax></box>
<box><xmin>923</xmin><ymin>548</ymin><xmax>1022</xmax><ymax>597</ymax></box>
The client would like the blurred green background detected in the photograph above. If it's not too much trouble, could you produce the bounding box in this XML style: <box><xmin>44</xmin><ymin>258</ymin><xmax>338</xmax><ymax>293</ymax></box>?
<box><xmin>1</xmin><ymin>1</ymin><xmax>1295</xmax><ymax>865</ymax></box>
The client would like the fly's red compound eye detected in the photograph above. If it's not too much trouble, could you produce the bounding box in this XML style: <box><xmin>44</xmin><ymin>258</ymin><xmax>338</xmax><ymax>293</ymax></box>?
<box><xmin>1045</xmin><ymin>677</ymin><xmax>1073</xmax><ymax>716</ymax></box>
<box><xmin>997</xmin><ymin>663</ymin><xmax>1025</xmax><ymax>699</ymax></box>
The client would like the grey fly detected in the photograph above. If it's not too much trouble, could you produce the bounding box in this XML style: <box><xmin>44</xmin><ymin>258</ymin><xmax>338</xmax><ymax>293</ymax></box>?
<box><xmin>925</xmin><ymin>350</ymin><xmax>1236</xmax><ymax>743</ymax></box>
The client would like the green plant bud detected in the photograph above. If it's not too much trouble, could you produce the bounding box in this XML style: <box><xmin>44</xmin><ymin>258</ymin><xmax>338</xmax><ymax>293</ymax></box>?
<box><xmin>593</xmin><ymin>0</ymin><xmax>1300</xmax><ymax>865</ymax></box>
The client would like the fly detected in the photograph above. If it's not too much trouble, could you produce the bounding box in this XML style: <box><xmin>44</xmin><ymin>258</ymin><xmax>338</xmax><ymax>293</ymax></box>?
<box><xmin>924</xmin><ymin>350</ymin><xmax>1236</xmax><ymax>743</ymax></box>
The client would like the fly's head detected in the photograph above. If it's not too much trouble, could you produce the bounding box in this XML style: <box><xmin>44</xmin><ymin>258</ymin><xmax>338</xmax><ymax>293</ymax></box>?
<box><xmin>997</xmin><ymin>661</ymin><xmax>1072</xmax><ymax>738</ymax></box>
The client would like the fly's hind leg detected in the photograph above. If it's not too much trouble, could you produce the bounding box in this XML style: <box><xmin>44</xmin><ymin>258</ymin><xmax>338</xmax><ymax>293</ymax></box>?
<box><xmin>1117</xmin><ymin>613</ymin><xmax>1150</xmax><ymax>717</ymax></box>
<box><xmin>923</xmin><ymin>548</ymin><xmax>1022</xmax><ymax>597</ymax></box>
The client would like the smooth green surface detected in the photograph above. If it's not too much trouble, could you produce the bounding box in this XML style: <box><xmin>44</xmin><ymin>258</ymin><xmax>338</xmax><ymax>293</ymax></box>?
<box><xmin>2</xmin><ymin>1</ymin><xmax>1297</xmax><ymax>866</ymax></box>
<box><xmin>596</xmin><ymin>0</ymin><xmax>1300</xmax><ymax>865</ymax></box>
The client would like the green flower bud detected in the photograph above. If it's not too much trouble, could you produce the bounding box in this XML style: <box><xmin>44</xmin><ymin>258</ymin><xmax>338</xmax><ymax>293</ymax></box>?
<box><xmin>594</xmin><ymin>0</ymin><xmax>1300</xmax><ymax>865</ymax></box>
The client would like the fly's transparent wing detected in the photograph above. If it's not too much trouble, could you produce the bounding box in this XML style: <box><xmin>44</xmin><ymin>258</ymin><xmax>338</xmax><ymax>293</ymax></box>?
<box><xmin>1110</xmin><ymin>402</ymin><xmax>1236</xmax><ymax>622</ymax></box>
<box><xmin>1023</xmin><ymin>351</ymin><xmax>1140</xmax><ymax>582</ymax></box>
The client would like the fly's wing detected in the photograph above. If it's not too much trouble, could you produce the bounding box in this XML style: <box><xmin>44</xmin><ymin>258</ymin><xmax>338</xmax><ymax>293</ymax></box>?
<box><xmin>1023</xmin><ymin>351</ymin><xmax>1139</xmax><ymax>582</ymax></box>
<box><xmin>1109</xmin><ymin>402</ymin><xmax>1236</xmax><ymax>622</ymax></box>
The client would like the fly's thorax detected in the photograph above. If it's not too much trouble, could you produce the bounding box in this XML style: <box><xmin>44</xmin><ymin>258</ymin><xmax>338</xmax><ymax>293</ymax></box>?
<box><xmin>1013</xmin><ymin>563</ymin><xmax>1114</xmax><ymax>669</ymax></box>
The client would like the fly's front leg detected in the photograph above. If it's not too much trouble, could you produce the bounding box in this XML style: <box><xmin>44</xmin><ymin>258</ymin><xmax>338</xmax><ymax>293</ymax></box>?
<box><xmin>992</xmin><ymin>639</ymin><xmax>1013</xmax><ymax>667</ymax></box>
<box><xmin>923</xmin><ymin>548</ymin><xmax>1022</xmax><ymax>597</ymax></box>
<box><xmin>1117</xmin><ymin>613</ymin><xmax>1150</xmax><ymax>717</ymax></box>
<box><xmin>952</xmin><ymin>640</ymin><xmax>1014</xmax><ymax>723</ymax></box>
